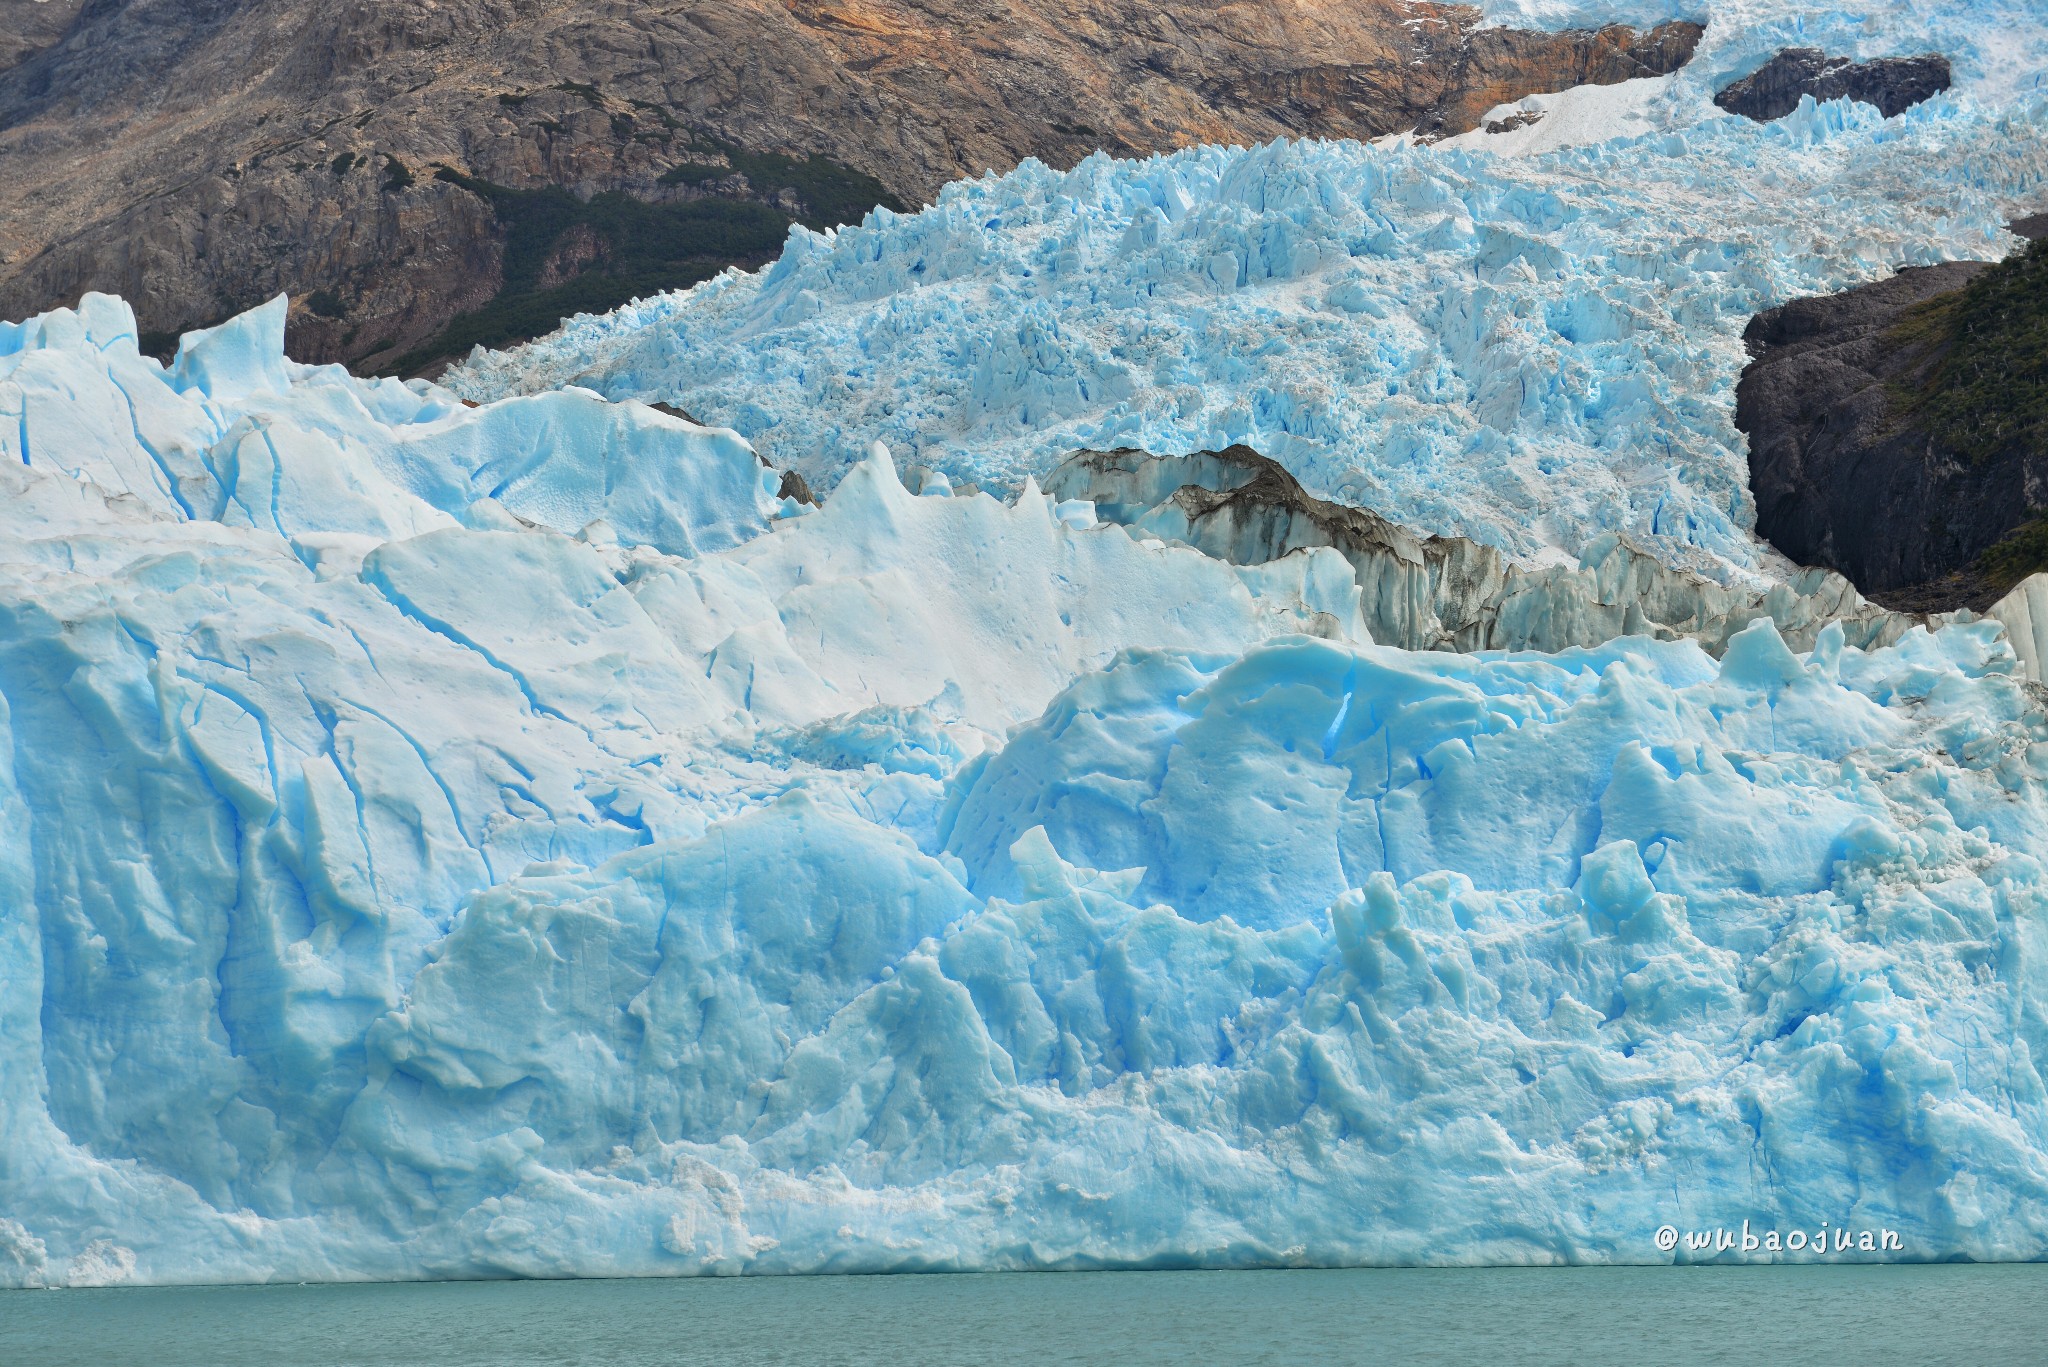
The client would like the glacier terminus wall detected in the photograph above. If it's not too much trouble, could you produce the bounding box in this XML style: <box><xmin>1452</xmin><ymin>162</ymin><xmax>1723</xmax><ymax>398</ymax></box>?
<box><xmin>6</xmin><ymin>290</ymin><xmax>2048</xmax><ymax>1284</ymax></box>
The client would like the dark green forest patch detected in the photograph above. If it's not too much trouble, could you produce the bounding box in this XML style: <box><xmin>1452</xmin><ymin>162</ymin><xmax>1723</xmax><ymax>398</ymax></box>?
<box><xmin>1978</xmin><ymin>514</ymin><xmax>2048</xmax><ymax>596</ymax></box>
<box><xmin>1888</xmin><ymin>237</ymin><xmax>2048</xmax><ymax>464</ymax></box>
<box><xmin>659</xmin><ymin>139</ymin><xmax>904</xmax><ymax>227</ymax></box>
<box><xmin>381</xmin><ymin>143</ymin><xmax>901</xmax><ymax>376</ymax></box>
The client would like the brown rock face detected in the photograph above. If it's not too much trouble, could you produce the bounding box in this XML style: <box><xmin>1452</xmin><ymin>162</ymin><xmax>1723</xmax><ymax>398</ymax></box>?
<box><xmin>0</xmin><ymin>1</ymin><xmax>1702</xmax><ymax>374</ymax></box>
<box><xmin>0</xmin><ymin>0</ymin><xmax>89</xmax><ymax>75</ymax></box>
<box><xmin>1738</xmin><ymin>225</ymin><xmax>2048</xmax><ymax>613</ymax></box>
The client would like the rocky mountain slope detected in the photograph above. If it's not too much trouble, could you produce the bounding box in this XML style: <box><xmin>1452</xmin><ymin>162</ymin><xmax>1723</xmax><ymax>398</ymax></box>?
<box><xmin>1739</xmin><ymin>222</ymin><xmax>2048</xmax><ymax>612</ymax></box>
<box><xmin>0</xmin><ymin>0</ymin><xmax>85</xmax><ymax>74</ymax></box>
<box><xmin>0</xmin><ymin>1</ymin><xmax>1700</xmax><ymax>375</ymax></box>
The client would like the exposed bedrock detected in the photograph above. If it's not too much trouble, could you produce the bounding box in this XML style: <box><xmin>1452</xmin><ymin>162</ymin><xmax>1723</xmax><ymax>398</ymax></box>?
<box><xmin>0</xmin><ymin>2</ymin><xmax>1702</xmax><ymax>375</ymax></box>
<box><xmin>1713</xmin><ymin>48</ymin><xmax>1952</xmax><ymax>122</ymax></box>
<box><xmin>1046</xmin><ymin>445</ymin><xmax>1936</xmax><ymax>658</ymax></box>
<box><xmin>1738</xmin><ymin>228</ymin><xmax>2048</xmax><ymax>616</ymax></box>
<box><xmin>1739</xmin><ymin>262</ymin><xmax>1994</xmax><ymax>600</ymax></box>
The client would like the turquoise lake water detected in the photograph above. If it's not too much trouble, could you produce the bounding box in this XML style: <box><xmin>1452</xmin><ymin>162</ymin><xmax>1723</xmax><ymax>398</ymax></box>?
<box><xmin>3</xmin><ymin>1264</ymin><xmax>2042</xmax><ymax>1366</ymax></box>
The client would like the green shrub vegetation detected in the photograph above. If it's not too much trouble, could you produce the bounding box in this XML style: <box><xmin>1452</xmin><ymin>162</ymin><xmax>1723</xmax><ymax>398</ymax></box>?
<box><xmin>382</xmin><ymin>142</ymin><xmax>900</xmax><ymax>375</ymax></box>
<box><xmin>657</xmin><ymin>163</ymin><xmax>728</xmax><ymax>189</ymax></box>
<box><xmin>385</xmin><ymin>170</ymin><xmax>793</xmax><ymax>375</ymax></box>
<box><xmin>1978</xmin><ymin>514</ymin><xmax>2048</xmax><ymax>595</ymax></box>
<box><xmin>658</xmin><ymin>139</ymin><xmax>904</xmax><ymax>227</ymax></box>
<box><xmin>1890</xmin><ymin>237</ymin><xmax>2048</xmax><ymax>464</ymax></box>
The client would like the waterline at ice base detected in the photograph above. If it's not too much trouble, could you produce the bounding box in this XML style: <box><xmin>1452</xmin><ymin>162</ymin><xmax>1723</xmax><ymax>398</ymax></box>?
<box><xmin>6</xmin><ymin>289</ymin><xmax>2048</xmax><ymax>1284</ymax></box>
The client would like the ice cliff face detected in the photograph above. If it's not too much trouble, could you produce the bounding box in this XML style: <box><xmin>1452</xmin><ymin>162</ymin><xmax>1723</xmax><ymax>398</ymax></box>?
<box><xmin>6</xmin><ymin>292</ymin><xmax>2048</xmax><ymax>1284</ymax></box>
<box><xmin>446</xmin><ymin>0</ymin><xmax>2048</xmax><ymax>583</ymax></box>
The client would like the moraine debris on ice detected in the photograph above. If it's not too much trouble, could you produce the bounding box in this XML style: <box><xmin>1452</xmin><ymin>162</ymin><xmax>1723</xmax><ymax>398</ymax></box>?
<box><xmin>1045</xmin><ymin>444</ymin><xmax>1952</xmax><ymax>656</ymax></box>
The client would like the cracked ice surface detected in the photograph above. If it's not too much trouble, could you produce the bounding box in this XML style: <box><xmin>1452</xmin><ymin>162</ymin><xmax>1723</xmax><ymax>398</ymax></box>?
<box><xmin>6</xmin><ymin>293</ymin><xmax>2048</xmax><ymax>1284</ymax></box>
<box><xmin>446</xmin><ymin>7</ymin><xmax>2048</xmax><ymax>583</ymax></box>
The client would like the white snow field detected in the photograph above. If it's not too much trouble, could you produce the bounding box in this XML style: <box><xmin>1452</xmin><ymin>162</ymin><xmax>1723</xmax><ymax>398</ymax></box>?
<box><xmin>446</xmin><ymin>0</ymin><xmax>2048</xmax><ymax>583</ymax></box>
<box><xmin>5</xmin><ymin>280</ymin><xmax>2048</xmax><ymax>1285</ymax></box>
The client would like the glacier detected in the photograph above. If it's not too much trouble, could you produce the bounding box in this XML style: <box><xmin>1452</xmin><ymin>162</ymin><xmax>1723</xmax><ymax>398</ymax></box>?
<box><xmin>10</xmin><ymin>0</ymin><xmax>2048</xmax><ymax>1288</ymax></box>
<box><xmin>5</xmin><ymin>282</ymin><xmax>2048</xmax><ymax>1285</ymax></box>
<box><xmin>445</xmin><ymin>0</ymin><xmax>2048</xmax><ymax>584</ymax></box>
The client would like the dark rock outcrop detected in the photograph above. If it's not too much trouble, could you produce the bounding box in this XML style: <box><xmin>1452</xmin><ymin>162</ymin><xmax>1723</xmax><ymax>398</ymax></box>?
<box><xmin>648</xmin><ymin>401</ymin><xmax>705</xmax><ymax>427</ymax></box>
<box><xmin>1713</xmin><ymin>48</ymin><xmax>1951</xmax><ymax>122</ymax></box>
<box><xmin>0</xmin><ymin>1</ymin><xmax>1701</xmax><ymax>375</ymax></box>
<box><xmin>1738</xmin><ymin>231</ymin><xmax>2048</xmax><ymax>612</ymax></box>
<box><xmin>1047</xmin><ymin>444</ymin><xmax>1932</xmax><ymax>656</ymax></box>
<box><xmin>777</xmin><ymin>470</ymin><xmax>818</xmax><ymax>507</ymax></box>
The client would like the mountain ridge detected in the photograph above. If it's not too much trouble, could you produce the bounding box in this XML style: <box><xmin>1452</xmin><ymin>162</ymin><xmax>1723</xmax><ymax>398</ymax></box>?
<box><xmin>0</xmin><ymin>0</ymin><xmax>1702</xmax><ymax>374</ymax></box>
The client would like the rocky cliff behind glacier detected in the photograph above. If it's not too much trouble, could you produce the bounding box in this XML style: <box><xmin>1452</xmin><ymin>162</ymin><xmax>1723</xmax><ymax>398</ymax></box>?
<box><xmin>1740</xmin><ymin>225</ymin><xmax>2048</xmax><ymax>613</ymax></box>
<box><xmin>0</xmin><ymin>0</ymin><xmax>1698</xmax><ymax>376</ymax></box>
